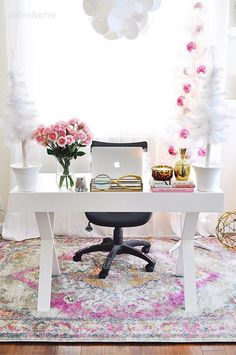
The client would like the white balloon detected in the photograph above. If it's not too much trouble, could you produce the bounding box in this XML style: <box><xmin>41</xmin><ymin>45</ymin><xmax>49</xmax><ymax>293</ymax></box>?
<box><xmin>137</xmin><ymin>0</ymin><xmax>153</xmax><ymax>11</ymax></box>
<box><xmin>151</xmin><ymin>0</ymin><xmax>161</xmax><ymax>11</ymax></box>
<box><xmin>83</xmin><ymin>0</ymin><xmax>99</xmax><ymax>16</ymax></box>
<box><xmin>132</xmin><ymin>10</ymin><xmax>146</xmax><ymax>23</ymax></box>
<box><xmin>137</xmin><ymin>11</ymin><xmax>147</xmax><ymax>31</ymax></box>
<box><xmin>92</xmin><ymin>17</ymin><xmax>109</xmax><ymax>34</ymax></box>
<box><xmin>104</xmin><ymin>30</ymin><xmax>120</xmax><ymax>40</ymax></box>
<box><xmin>108</xmin><ymin>13</ymin><xmax>125</xmax><ymax>32</ymax></box>
<box><xmin>123</xmin><ymin>19</ymin><xmax>139</xmax><ymax>39</ymax></box>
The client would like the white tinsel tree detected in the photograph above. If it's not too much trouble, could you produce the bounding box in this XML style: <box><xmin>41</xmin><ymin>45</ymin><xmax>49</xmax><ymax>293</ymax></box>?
<box><xmin>1</xmin><ymin>63</ymin><xmax>38</xmax><ymax>167</ymax></box>
<box><xmin>190</xmin><ymin>67</ymin><xmax>233</xmax><ymax>167</ymax></box>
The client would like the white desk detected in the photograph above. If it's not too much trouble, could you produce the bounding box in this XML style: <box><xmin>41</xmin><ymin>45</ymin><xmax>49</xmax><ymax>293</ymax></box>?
<box><xmin>8</xmin><ymin>173</ymin><xmax>224</xmax><ymax>312</ymax></box>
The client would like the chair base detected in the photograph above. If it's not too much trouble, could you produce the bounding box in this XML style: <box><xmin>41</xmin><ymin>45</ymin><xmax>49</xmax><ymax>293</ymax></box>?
<box><xmin>73</xmin><ymin>238</ymin><xmax>156</xmax><ymax>279</ymax></box>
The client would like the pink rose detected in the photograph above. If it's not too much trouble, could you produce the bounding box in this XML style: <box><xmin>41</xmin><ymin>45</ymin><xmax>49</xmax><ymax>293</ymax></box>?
<box><xmin>183</xmin><ymin>83</ymin><xmax>191</xmax><ymax>93</ymax></box>
<box><xmin>179</xmin><ymin>128</ymin><xmax>190</xmax><ymax>139</ymax></box>
<box><xmin>68</xmin><ymin>118</ymin><xmax>80</xmax><ymax>126</ymax></box>
<box><xmin>186</xmin><ymin>42</ymin><xmax>196</xmax><ymax>52</ymax></box>
<box><xmin>43</xmin><ymin>127</ymin><xmax>51</xmax><ymax>135</ymax></box>
<box><xmin>78</xmin><ymin>131</ymin><xmax>87</xmax><ymax>141</ymax></box>
<box><xmin>57</xmin><ymin>136</ymin><xmax>67</xmax><ymax>147</ymax></box>
<box><xmin>194</xmin><ymin>2</ymin><xmax>203</xmax><ymax>9</ymax></box>
<box><xmin>197</xmin><ymin>65</ymin><xmax>207</xmax><ymax>74</ymax></box>
<box><xmin>73</xmin><ymin>131</ymin><xmax>79</xmax><ymax>140</ymax></box>
<box><xmin>49</xmin><ymin>131</ymin><xmax>58</xmax><ymax>141</ymax></box>
<box><xmin>168</xmin><ymin>145</ymin><xmax>177</xmax><ymax>156</ymax></box>
<box><xmin>66</xmin><ymin>135</ymin><xmax>75</xmax><ymax>145</ymax></box>
<box><xmin>58</xmin><ymin>129</ymin><xmax>66</xmax><ymax>137</ymax></box>
<box><xmin>198</xmin><ymin>147</ymin><xmax>206</xmax><ymax>157</ymax></box>
<box><xmin>177</xmin><ymin>96</ymin><xmax>185</xmax><ymax>106</ymax></box>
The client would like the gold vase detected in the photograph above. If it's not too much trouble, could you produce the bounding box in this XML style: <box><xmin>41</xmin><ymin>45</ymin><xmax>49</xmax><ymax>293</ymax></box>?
<box><xmin>174</xmin><ymin>148</ymin><xmax>191</xmax><ymax>181</ymax></box>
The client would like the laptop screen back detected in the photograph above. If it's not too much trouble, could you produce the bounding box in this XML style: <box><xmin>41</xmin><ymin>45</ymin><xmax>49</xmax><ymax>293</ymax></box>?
<box><xmin>91</xmin><ymin>147</ymin><xmax>144</xmax><ymax>179</ymax></box>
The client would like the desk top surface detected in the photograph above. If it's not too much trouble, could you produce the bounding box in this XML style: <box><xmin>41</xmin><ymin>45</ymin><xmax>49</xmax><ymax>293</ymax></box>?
<box><xmin>8</xmin><ymin>174</ymin><xmax>224</xmax><ymax>213</ymax></box>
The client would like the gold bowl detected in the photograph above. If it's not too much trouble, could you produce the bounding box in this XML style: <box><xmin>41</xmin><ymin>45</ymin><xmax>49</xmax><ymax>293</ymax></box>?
<box><xmin>152</xmin><ymin>165</ymin><xmax>173</xmax><ymax>181</ymax></box>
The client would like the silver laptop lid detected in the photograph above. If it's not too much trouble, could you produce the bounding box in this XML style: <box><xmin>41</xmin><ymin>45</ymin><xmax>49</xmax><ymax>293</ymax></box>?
<box><xmin>91</xmin><ymin>146</ymin><xmax>143</xmax><ymax>179</ymax></box>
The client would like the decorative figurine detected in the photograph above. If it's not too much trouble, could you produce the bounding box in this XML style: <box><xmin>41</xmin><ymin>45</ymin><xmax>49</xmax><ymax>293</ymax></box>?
<box><xmin>75</xmin><ymin>177</ymin><xmax>88</xmax><ymax>192</ymax></box>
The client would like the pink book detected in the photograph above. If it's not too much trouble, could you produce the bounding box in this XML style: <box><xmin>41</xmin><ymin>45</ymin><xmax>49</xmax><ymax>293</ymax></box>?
<box><xmin>151</xmin><ymin>187</ymin><xmax>194</xmax><ymax>193</ymax></box>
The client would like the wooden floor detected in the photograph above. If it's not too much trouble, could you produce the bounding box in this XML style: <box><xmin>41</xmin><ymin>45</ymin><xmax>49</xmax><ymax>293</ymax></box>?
<box><xmin>0</xmin><ymin>344</ymin><xmax>235</xmax><ymax>355</ymax></box>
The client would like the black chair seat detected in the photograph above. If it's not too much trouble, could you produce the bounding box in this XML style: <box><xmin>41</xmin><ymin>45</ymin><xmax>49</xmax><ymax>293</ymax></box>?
<box><xmin>85</xmin><ymin>212</ymin><xmax>152</xmax><ymax>228</ymax></box>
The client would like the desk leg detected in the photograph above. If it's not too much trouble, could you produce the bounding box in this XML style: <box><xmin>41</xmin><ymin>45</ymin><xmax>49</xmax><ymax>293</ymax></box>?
<box><xmin>49</xmin><ymin>212</ymin><xmax>60</xmax><ymax>277</ymax></box>
<box><xmin>35</xmin><ymin>212</ymin><xmax>59</xmax><ymax>312</ymax></box>
<box><xmin>175</xmin><ymin>212</ymin><xmax>199</xmax><ymax>313</ymax></box>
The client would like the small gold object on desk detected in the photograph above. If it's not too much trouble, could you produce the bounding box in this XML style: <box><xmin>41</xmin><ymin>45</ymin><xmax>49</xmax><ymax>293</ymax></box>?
<box><xmin>152</xmin><ymin>165</ymin><xmax>173</xmax><ymax>184</ymax></box>
<box><xmin>216</xmin><ymin>211</ymin><xmax>236</xmax><ymax>251</ymax></box>
<box><xmin>90</xmin><ymin>174</ymin><xmax>143</xmax><ymax>192</ymax></box>
<box><xmin>174</xmin><ymin>148</ymin><xmax>191</xmax><ymax>181</ymax></box>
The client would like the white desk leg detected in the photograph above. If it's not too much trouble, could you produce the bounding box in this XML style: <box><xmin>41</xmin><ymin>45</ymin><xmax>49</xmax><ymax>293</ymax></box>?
<box><xmin>175</xmin><ymin>212</ymin><xmax>199</xmax><ymax>313</ymax></box>
<box><xmin>36</xmin><ymin>212</ymin><xmax>58</xmax><ymax>312</ymax></box>
<box><xmin>49</xmin><ymin>212</ymin><xmax>60</xmax><ymax>276</ymax></box>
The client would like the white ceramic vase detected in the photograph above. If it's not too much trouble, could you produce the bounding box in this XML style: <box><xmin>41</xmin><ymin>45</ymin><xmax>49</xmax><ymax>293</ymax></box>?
<box><xmin>193</xmin><ymin>165</ymin><xmax>222</xmax><ymax>192</ymax></box>
<box><xmin>11</xmin><ymin>163</ymin><xmax>41</xmax><ymax>192</ymax></box>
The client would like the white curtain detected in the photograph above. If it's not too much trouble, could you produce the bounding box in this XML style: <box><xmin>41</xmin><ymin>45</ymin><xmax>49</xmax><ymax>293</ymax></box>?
<box><xmin>2</xmin><ymin>0</ymin><xmax>230</xmax><ymax>240</ymax></box>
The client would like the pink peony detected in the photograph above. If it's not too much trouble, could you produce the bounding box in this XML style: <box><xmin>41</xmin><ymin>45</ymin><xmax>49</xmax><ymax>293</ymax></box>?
<box><xmin>183</xmin><ymin>83</ymin><xmax>191</xmax><ymax>93</ymax></box>
<box><xmin>186</xmin><ymin>42</ymin><xmax>196</xmax><ymax>52</ymax></box>
<box><xmin>49</xmin><ymin>131</ymin><xmax>58</xmax><ymax>141</ymax></box>
<box><xmin>194</xmin><ymin>2</ymin><xmax>203</xmax><ymax>9</ymax></box>
<box><xmin>57</xmin><ymin>136</ymin><xmax>67</xmax><ymax>147</ymax></box>
<box><xmin>78</xmin><ymin>131</ymin><xmax>87</xmax><ymax>142</ymax></box>
<box><xmin>179</xmin><ymin>128</ymin><xmax>190</xmax><ymax>139</ymax></box>
<box><xmin>168</xmin><ymin>145</ymin><xmax>177</xmax><ymax>156</ymax></box>
<box><xmin>197</xmin><ymin>65</ymin><xmax>207</xmax><ymax>74</ymax></box>
<box><xmin>66</xmin><ymin>135</ymin><xmax>75</xmax><ymax>145</ymax></box>
<box><xmin>177</xmin><ymin>96</ymin><xmax>185</xmax><ymax>106</ymax></box>
<box><xmin>198</xmin><ymin>147</ymin><xmax>206</xmax><ymax>157</ymax></box>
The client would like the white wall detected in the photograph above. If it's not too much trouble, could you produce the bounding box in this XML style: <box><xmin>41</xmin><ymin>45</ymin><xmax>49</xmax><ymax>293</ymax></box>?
<box><xmin>0</xmin><ymin>0</ymin><xmax>10</xmax><ymax>223</ymax></box>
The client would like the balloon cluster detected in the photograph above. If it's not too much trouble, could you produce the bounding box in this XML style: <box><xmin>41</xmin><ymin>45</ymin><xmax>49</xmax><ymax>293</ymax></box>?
<box><xmin>83</xmin><ymin>0</ymin><xmax>161</xmax><ymax>40</ymax></box>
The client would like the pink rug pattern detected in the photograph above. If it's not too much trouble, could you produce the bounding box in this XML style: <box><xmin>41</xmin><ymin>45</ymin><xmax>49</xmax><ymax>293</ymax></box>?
<box><xmin>0</xmin><ymin>236</ymin><xmax>235</xmax><ymax>342</ymax></box>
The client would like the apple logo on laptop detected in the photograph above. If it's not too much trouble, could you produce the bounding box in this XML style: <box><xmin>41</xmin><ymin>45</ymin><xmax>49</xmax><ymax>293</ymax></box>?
<box><xmin>114</xmin><ymin>161</ymin><xmax>121</xmax><ymax>168</ymax></box>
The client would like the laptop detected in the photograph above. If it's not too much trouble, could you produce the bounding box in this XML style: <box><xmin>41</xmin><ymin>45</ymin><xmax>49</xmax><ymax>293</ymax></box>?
<box><xmin>91</xmin><ymin>146</ymin><xmax>144</xmax><ymax>179</ymax></box>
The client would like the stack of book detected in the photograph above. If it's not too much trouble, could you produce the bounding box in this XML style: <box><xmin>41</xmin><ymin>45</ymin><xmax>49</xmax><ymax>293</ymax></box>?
<box><xmin>150</xmin><ymin>178</ymin><xmax>195</xmax><ymax>192</ymax></box>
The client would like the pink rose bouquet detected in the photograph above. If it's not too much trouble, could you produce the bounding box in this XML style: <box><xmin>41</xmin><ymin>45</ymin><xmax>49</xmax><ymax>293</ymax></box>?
<box><xmin>33</xmin><ymin>118</ymin><xmax>93</xmax><ymax>189</ymax></box>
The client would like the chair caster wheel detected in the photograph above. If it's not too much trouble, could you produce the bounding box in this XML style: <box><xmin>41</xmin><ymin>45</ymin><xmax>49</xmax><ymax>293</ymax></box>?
<box><xmin>145</xmin><ymin>263</ymin><xmax>155</xmax><ymax>272</ymax></box>
<box><xmin>142</xmin><ymin>246</ymin><xmax>150</xmax><ymax>254</ymax></box>
<box><xmin>99</xmin><ymin>270</ymin><xmax>109</xmax><ymax>279</ymax></box>
<box><xmin>73</xmin><ymin>254</ymin><xmax>81</xmax><ymax>262</ymax></box>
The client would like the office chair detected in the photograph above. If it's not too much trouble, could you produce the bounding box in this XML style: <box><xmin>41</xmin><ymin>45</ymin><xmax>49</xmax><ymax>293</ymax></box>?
<box><xmin>73</xmin><ymin>141</ymin><xmax>156</xmax><ymax>279</ymax></box>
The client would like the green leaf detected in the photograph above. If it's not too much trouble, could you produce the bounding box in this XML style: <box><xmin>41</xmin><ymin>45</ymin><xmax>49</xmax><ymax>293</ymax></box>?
<box><xmin>76</xmin><ymin>151</ymin><xmax>86</xmax><ymax>157</ymax></box>
<box><xmin>47</xmin><ymin>149</ymin><xmax>54</xmax><ymax>156</ymax></box>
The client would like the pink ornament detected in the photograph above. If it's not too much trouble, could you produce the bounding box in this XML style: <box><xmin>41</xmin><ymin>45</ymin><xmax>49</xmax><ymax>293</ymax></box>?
<box><xmin>197</xmin><ymin>65</ymin><xmax>207</xmax><ymax>74</ymax></box>
<box><xmin>198</xmin><ymin>147</ymin><xmax>206</xmax><ymax>157</ymax></box>
<box><xmin>183</xmin><ymin>83</ymin><xmax>191</xmax><ymax>93</ymax></box>
<box><xmin>186</xmin><ymin>42</ymin><xmax>196</xmax><ymax>52</ymax></box>
<box><xmin>179</xmin><ymin>128</ymin><xmax>190</xmax><ymax>139</ymax></box>
<box><xmin>194</xmin><ymin>2</ymin><xmax>203</xmax><ymax>9</ymax></box>
<box><xmin>177</xmin><ymin>96</ymin><xmax>185</xmax><ymax>106</ymax></box>
<box><xmin>168</xmin><ymin>145</ymin><xmax>177</xmax><ymax>156</ymax></box>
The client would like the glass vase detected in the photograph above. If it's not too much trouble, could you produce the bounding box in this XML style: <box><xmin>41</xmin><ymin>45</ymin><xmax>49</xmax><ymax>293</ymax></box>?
<box><xmin>56</xmin><ymin>156</ymin><xmax>75</xmax><ymax>190</ymax></box>
<box><xmin>174</xmin><ymin>148</ymin><xmax>191</xmax><ymax>181</ymax></box>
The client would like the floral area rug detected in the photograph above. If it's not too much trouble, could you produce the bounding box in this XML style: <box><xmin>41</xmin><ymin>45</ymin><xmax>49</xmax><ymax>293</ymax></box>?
<box><xmin>0</xmin><ymin>236</ymin><xmax>235</xmax><ymax>342</ymax></box>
